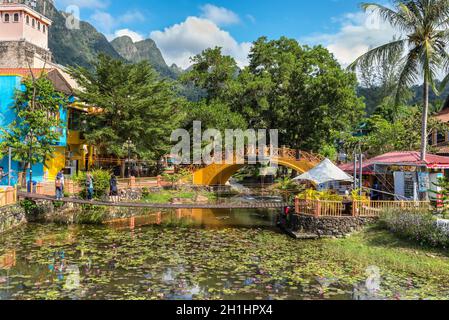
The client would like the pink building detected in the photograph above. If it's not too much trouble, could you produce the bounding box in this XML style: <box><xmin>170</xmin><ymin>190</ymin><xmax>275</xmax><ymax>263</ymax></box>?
<box><xmin>0</xmin><ymin>0</ymin><xmax>51</xmax><ymax>49</ymax></box>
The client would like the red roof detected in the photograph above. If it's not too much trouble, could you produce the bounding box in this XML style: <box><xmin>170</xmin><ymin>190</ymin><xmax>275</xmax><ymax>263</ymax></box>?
<box><xmin>436</xmin><ymin>108</ymin><xmax>449</xmax><ymax>123</ymax></box>
<box><xmin>0</xmin><ymin>68</ymin><xmax>54</xmax><ymax>77</ymax></box>
<box><xmin>339</xmin><ymin>151</ymin><xmax>449</xmax><ymax>174</ymax></box>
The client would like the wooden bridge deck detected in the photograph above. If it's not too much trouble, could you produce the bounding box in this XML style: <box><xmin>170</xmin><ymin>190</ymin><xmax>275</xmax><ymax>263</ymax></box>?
<box><xmin>18</xmin><ymin>192</ymin><xmax>288</xmax><ymax>210</ymax></box>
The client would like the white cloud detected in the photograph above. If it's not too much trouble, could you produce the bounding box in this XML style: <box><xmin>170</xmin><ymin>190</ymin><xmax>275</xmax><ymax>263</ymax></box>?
<box><xmin>150</xmin><ymin>17</ymin><xmax>251</xmax><ymax>69</ymax></box>
<box><xmin>90</xmin><ymin>10</ymin><xmax>147</xmax><ymax>34</ymax></box>
<box><xmin>200</xmin><ymin>4</ymin><xmax>240</xmax><ymax>26</ymax></box>
<box><xmin>113</xmin><ymin>29</ymin><xmax>144</xmax><ymax>42</ymax></box>
<box><xmin>303</xmin><ymin>10</ymin><xmax>398</xmax><ymax>66</ymax></box>
<box><xmin>56</xmin><ymin>0</ymin><xmax>109</xmax><ymax>10</ymax></box>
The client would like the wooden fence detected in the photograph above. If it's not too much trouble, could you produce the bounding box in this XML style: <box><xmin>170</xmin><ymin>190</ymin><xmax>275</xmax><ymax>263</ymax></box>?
<box><xmin>295</xmin><ymin>198</ymin><xmax>431</xmax><ymax>218</ymax></box>
<box><xmin>0</xmin><ymin>187</ymin><xmax>17</xmax><ymax>207</ymax></box>
<box><xmin>32</xmin><ymin>176</ymin><xmax>167</xmax><ymax>197</ymax></box>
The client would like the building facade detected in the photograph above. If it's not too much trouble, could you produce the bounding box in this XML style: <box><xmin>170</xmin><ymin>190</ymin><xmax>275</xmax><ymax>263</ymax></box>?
<box><xmin>0</xmin><ymin>0</ymin><xmax>93</xmax><ymax>186</ymax></box>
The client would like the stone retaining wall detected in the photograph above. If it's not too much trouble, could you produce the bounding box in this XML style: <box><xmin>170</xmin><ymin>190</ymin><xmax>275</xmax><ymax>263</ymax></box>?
<box><xmin>292</xmin><ymin>214</ymin><xmax>378</xmax><ymax>238</ymax></box>
<box><xmin>0</xmin><ymin>205</ymin><xmax>27</xmax><ymax>234</ymax></box>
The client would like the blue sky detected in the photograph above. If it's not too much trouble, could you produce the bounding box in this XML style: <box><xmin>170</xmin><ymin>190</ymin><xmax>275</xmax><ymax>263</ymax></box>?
<box><xmin>55</xmin><ymin>0</ymin><xmax>396</xmax><ymax>68</ymax></box>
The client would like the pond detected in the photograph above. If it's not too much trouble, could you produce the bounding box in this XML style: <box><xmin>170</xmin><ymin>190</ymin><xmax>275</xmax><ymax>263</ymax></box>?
<box><xmin>0</xmin><ymin>207</ymin><xmax>448</xmax><ymax>300</ymax></box>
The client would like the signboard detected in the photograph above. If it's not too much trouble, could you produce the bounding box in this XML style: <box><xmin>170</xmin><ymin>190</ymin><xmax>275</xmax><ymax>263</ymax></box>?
<box><xmin>418</xmin><ymin>172</ymin><xmax>430</xmax><ymax>193</ymax></box>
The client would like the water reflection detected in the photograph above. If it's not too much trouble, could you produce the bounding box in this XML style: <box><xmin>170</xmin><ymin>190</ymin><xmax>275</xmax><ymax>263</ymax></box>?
<box><xmin>105</xmin><ymin>208</ymin><xmax>278</xmax><ymax>231</ymax></box>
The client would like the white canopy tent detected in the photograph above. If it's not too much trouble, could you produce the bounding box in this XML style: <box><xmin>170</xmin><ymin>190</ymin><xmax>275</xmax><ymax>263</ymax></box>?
<box><xmin>293</xmin><ymin>158</ymin><xmax>353</xmax><ymax>185</ymax></box>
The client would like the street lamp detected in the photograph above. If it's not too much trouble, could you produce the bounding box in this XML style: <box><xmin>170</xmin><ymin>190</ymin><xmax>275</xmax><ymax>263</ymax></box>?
<box><xmin>123</xmin><ymin>138</ymin><xmax>134</xmax><ymax>178</ymax></box>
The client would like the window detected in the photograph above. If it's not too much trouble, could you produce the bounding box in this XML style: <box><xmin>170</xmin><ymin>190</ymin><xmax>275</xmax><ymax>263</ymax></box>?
<box><xmin>26</xmin><ymin>15</ymin><xmax>29</xmax><ymax>24</ymax></box>
<box><xmin>37</xmin><ymin>21</ymin><xmax>40</xmax><ymax>30</ymax></box>
<box><xmin>13</xmin><ymin>13</ymin><xmax>19</xmax><ymax>22</ymax></box>
<box><xmin>4</xmin><ymin>14</ymin><xmax>10</xmax><ymax>23</ymax></box>
<box><xmin>43</xmin><ymin>25</ymin><xmax>46</xmax><ymax>33</ymax></box>
<box><xmin>32</xmin><ymin>18</ymin><xmax>35</xmax><ymax>28</ymax></box>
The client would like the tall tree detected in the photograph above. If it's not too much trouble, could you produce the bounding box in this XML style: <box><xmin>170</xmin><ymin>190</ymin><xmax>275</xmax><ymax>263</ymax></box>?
<box><xmin>350</xmin><ymin>0</ymin><xmax>449</xmax><ymax>161</ymax></box>
<box><xmin>69</xmin><ymin>54</ymin><xmax>185</xmax><ymax>172</ymax></box>
<box><xmin>0</xmin><ymin>74</ymin><xmax>66</xmax><ymax>185</ymax></box>
<box><xmin>233</xmin><ymin>37</ymin><xmax>365</xmax><ymax>152</ymax></box>
<box><xmin>182</xmin><ymin>47</ymin><xmax>238</xmax><ymax>101</ymax></box>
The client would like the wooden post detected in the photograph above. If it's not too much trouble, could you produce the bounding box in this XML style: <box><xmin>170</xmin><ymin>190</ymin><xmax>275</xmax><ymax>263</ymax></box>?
<box><xmin>352</xmin><ymin>201</ymin><xmax>358</xmax><ymax>217</ymax></box>
<box><xmin>295</xmin><ymin>196</ymin><xmax>299</xmax><ymax>214</ymax></box>
<box><xmin>157</xmin><ymin>175</ymin><xmax>162</xmax><ymax>187</ymax></box>
<box><xmin>36</xmin><ymin>183</ymin><xmax>43</xmax><ymax>195</ymax></box>
<box><xmin>315</xmin><ymin>200</ymin><xmax>321</xmax><ymax>217</ymax></box>
<box><xmin>129</xmin><ymin>176</ymin><xmax>136</xmax><ymax>188</ymax></box>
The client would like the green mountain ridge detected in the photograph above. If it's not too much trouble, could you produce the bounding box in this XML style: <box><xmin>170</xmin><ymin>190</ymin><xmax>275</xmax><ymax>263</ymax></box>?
<box><xmin>110</xmin><ymin>36</ymin><xmax>182</xmax><ymax>79</ymax></box>
<box><xmin>35</xmin><ymin>0</ymin><xmax>122</xmax><ymax>68</ymax></box>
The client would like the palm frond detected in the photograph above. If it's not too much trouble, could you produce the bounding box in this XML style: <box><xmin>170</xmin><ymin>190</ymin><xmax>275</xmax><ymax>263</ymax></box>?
<box><xmin>395</xmin><ymin>47</ymin><xmax>421</xmax><ymax>105</ymax></box>
<box><xmin>348</xmin><ymin>39</ymin><xmax>406</xmax><ymax>71</ymax></box>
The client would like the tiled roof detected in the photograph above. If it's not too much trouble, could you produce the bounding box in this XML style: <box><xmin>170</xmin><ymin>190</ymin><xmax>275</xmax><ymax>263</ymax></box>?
<box><xmin>339</xmin><ymin>151</ymin><xmax>449</xmax><ymax>173</ymax></box>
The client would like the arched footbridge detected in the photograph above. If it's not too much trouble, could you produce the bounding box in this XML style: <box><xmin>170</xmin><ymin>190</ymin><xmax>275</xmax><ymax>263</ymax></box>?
<box><xmin>192</xmin><ymin>148</ymin><xmax>322</xmax><ymax>186</ymax></box>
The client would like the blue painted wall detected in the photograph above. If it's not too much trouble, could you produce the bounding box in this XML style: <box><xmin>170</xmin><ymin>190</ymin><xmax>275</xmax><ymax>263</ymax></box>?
<box><xmin>0</xmin><ymin>75</ymin><xmax>52</xmax><ymax>185</ymax></box>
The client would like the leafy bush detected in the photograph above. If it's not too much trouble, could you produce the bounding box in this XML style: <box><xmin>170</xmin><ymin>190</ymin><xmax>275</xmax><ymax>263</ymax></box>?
<box><xmin>380</xmin><ymin>210</ymin><xmax>449</xmax><ymax>248</ymax></box>
<box><xmin>298</xmin><ymin>189</ymin><xmax>343</xmax><ymax>201</ymax></box>
<box><xmin>73</xmin><ymin>169</ymin><xmax>111</xmax><ymax>200</ymax></box>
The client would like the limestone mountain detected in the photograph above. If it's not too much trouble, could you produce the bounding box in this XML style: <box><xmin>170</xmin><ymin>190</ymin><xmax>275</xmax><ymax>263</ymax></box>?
<box><xmin>34</xmin><ymin>0</ymin><xmax>122</xmax><ymax>68</ymax></box>
<box><xmin>111</xmin><ymin>36</ymin><xmax>181</xmax><ymax>79</ymax></box>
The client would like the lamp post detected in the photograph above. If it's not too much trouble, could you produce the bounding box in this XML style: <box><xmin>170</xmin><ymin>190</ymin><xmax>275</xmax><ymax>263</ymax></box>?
<box><xmin>124</xmin><ymin>138</ymin><xmax>134</xmax><ymax>178</ymax></box>
<box><xmin>8</xmin><ymin>147</ymin><xmax>12</xmax><ymax>186</ymax></box>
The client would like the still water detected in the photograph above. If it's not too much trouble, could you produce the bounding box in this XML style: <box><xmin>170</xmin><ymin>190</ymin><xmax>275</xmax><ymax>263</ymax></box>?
<box><xmin>0</xmin><ymin>207</ymin><xmax>445</xmax><ymax>300</ymax></box>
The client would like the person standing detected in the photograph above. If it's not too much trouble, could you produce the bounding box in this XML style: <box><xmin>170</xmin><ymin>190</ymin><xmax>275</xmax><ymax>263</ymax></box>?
<box><xmin>55</xmin><ymin>177</ymin><xmax>63</xmax><ymax>200</ymax></box>
<box><xmin>0</xmin><ymin>166</ymin><xmax>9</xmax><ymax>185</ymax></box>
<box><xmin>56</xmin><ymin>170</ymin><xmax>65</xmax><ymax>193</ymax></box>
<box><xmin>86</xmin><ymin>173</ymin><xmax>94</xmax><ymax>201</ymax></box>
<box><xmin>109</xmin><ymin>174</ymin><xmax>118</xmax><ymax>202</ymax></box>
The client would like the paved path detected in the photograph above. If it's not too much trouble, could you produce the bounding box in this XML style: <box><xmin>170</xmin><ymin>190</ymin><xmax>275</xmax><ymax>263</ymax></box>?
<box><xmin>18</xmin><ymin>192</ymin><xmax>289</xmax><ymax>210</ymax></box>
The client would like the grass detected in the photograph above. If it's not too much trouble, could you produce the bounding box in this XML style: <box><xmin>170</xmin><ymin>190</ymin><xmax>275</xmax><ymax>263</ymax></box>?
<box><xmin>323</xmin><ymin>226</ymin><xmax>449</xmax><ymax>282</ymax></box>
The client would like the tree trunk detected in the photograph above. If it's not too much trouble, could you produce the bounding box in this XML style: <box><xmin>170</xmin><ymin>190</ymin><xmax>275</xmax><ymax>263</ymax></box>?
<box><xmin>421</xmin><ymin>79</ymin><xmax>429</xmax><ymax>161</ymax></box>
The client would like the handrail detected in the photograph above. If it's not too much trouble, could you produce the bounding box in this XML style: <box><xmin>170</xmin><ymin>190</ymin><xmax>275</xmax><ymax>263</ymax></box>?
<box><xmin>295</xmin><ymin>197</ymin><xmax>430</xmax><ymax>218</ymax></box>
<box><xmin>0</xmin><ymin>187</ymin><xmax>17</xmax><ymax>208</ymax></box>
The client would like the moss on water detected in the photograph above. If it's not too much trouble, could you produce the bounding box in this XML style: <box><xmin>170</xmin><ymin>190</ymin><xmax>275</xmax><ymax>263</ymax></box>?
<box><xmin>0</xmin><ymin>223</ymin><xmax>448</xmax><ymax>300</ymax></box>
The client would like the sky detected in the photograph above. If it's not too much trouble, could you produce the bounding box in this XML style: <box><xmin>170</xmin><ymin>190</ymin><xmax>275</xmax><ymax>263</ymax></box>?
<box><xmin>54</xmin><ymin>0</ymin><xmax>398</xmax><ymax>69</ymax></box>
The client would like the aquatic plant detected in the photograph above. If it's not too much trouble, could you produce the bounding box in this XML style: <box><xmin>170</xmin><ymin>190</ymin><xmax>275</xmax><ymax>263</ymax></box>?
<box><xmin>380</xmin><ymin>210</ymin><xmax>449</xmax><ymax>249</ymax></box>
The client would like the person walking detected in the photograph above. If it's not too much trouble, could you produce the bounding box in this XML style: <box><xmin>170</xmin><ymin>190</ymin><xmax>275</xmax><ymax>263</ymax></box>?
<box><xmin>86</xmin><ymin>173</ymin><xmax>94</xmax><ymax>201</ymax></box>
<box><xmin>55</xmin><ymin>177</ymin><xmax>63</xmax><ymax>200</ymax></box>
<box><xmin>109</xmin><ymin>174</ymin><xmax>118</xmax><ymax>202</ymax></box>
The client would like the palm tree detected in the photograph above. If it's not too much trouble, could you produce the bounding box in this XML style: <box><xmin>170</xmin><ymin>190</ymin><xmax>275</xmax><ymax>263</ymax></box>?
<box><xmin>350</xmin><ymin>0</ymin><xmax>449</xmax><ymax>161</ymax></box>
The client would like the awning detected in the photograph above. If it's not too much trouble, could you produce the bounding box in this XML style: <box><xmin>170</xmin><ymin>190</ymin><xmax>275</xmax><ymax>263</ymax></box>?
<box><xmin>294</xmin><ymin>158</ymin><xmax>353</xmax><ymax>185</ymax></box>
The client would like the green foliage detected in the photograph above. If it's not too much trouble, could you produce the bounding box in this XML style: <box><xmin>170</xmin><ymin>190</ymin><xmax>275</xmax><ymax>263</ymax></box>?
<box><xmin>68</xmin><ymin>54</ymin><xmax>186</xmax><ymax>161</ymax></box>
<box><xmin>184</xmin><ymin>38</ymin><xmax>365</xmax><ymax>153</ymax></box>
<box><xmin>74</xmin><ymin>169</ymin><xmax>111</xmax><ymax>199</ymax></box>
<box><xmin>351</xmin><ymin>0</ymin><xmax>449</xmax><ymax>160</ymax></box>
<box><xmin>380</xmin><ymin>210</ymin><xmax>449</xmax><ymax>248</ymax></box>
<box><xmin>0</xmin><ymin>75</ymin><xmax>66</xmax><ymax>170</ymax></box>
<box><xmin>182</xmin><ymin>47</ymin><xmax>238</xmax><ymax>101</ymax></box>
<box><xmin>341</xmin><ymin>103</ymin><xmax>446</xmax><ymax>158</ymax></box>
<box><xmin>297</xmin><ymin>189</ymin><xmax>343</xmax><ymax>201</ymax></box>
<box><xmin>272</xmin><ymin>177</ymin><xmax>304</xmax><ymax>202</ymax></box>
<box><xmin>19</xmin><ymin>199</ymin><xmax>38</xmax><ymax>215</ymax></box>
<box><xmin>162</xmin><ymin>169</ymin><xmax>192</xmax><ymax>188</ymax></box>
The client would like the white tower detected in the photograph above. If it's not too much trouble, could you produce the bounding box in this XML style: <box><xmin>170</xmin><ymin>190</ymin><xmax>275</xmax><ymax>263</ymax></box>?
<box><xmin>0</xmin><ymin>0</ymin><xmax>53</xmax><ymax>68</ymax></box>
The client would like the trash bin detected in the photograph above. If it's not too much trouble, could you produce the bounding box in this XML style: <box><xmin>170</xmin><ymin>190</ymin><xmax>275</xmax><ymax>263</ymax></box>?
<box><xmin>27</xmin><ymin>180</ymin><xmax>37</xmax><ymax>193</ymax></box>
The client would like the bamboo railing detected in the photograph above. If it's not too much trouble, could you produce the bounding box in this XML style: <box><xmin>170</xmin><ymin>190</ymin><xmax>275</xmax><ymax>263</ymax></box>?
<box><xmin>0</xmin><ymin>187</ymin><xmax>18</xmax><ymax>207</ymax></box>
<box><xmin>33</xmin><ymin>176</ymin><xmax>167</xmax><ymax>197</ymax></box>
<box><xmin>295</xmin><ymin>198</ymin><xmax>431</xmax><ymax>218</ymax></box>
<box><xmin>354</xmin><ymin>200</ymin><xmax>431</xmax><ymax>217</ymax></box>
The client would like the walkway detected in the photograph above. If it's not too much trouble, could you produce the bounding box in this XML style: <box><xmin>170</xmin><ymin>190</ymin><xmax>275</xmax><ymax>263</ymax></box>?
<box><xmin>18</xmin><ymin>192</ymin><xmax>289</xmax><ymax>209</ymax></box>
